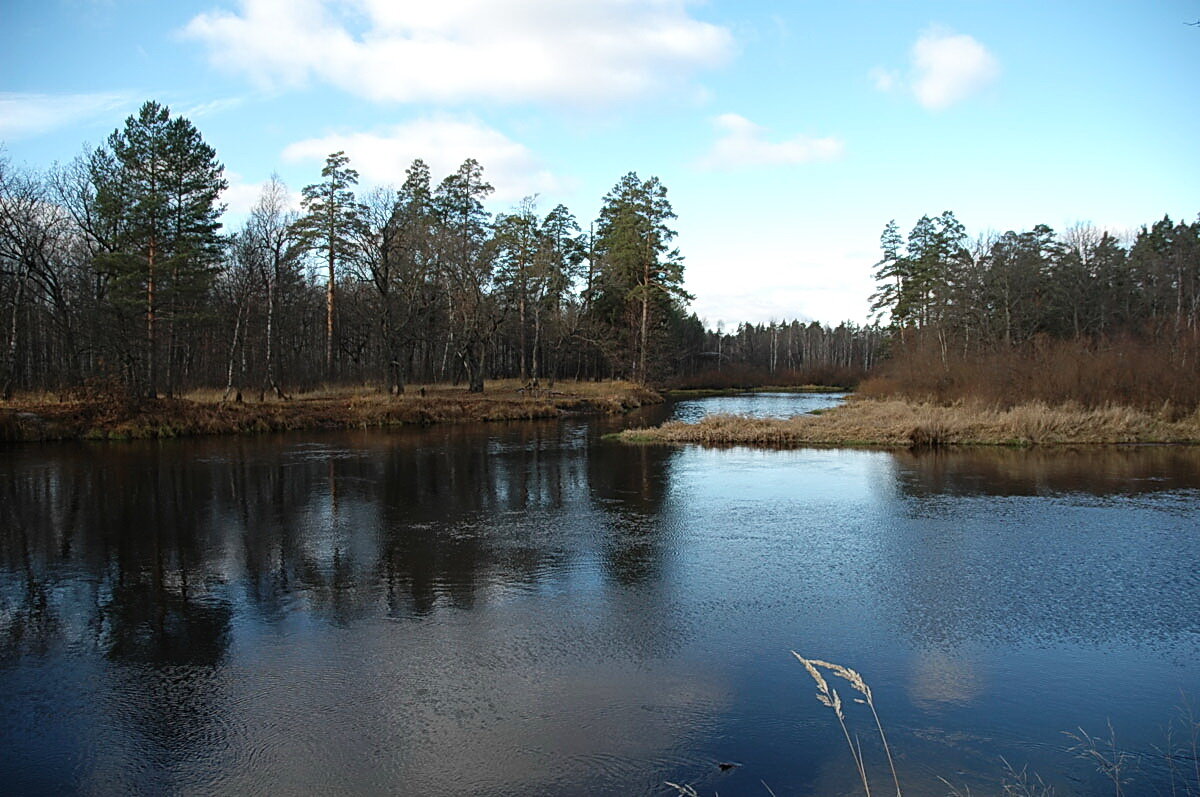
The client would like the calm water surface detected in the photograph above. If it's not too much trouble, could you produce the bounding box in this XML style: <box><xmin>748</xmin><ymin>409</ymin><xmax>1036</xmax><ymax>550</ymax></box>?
<box><xmin>2</xmin><ymin>394</ymin><xmax>1199</xmax><ymax>795</ymax></box>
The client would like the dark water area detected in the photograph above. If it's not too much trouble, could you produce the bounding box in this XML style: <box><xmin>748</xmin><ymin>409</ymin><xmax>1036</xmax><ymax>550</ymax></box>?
<box><xmin>2</xmin><ymin>395</ymin><xmax>1199</xmax><ymax>795</ymax></box>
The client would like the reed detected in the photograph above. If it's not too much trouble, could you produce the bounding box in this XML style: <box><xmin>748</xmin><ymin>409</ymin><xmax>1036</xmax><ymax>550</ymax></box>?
<box><xmin>1065</xmin><ymin>723</ymin><xmax>1131</xmax><ymax>796</ymax></box>
<box><xmin>793</xmin><ymin>653</ymin><xmax>901</xmax><ymax>797</ymax></box>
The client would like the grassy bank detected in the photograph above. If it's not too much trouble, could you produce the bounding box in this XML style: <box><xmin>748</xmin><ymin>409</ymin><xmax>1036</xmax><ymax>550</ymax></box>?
<box><xmin>0</xmin><ymin>380</ymin><xmax>661</xmax><ymax>443</ymax></box>
<box><xmin>616</xmin><ymin>397</ymin><xmax>1200</xmax><ymax>448</ymax></box>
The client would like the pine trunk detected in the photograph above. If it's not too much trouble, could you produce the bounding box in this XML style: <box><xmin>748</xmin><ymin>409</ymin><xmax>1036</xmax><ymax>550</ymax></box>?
<box><xmin>326</xmin><ymin>242</ymin><xmax>335</xmax><ymax>382</ymax></box>
<box><xmin>146</xmin><ymin>236</ymin><xmax>157</xmax><ymax>398</ymax></box>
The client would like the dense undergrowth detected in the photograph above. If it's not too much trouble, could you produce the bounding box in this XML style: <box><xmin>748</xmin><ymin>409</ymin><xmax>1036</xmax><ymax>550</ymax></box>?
<box><xmin>859</xmin><ymin>335</ymin><xmax>1200</xmax><ymax>412</ymax></box>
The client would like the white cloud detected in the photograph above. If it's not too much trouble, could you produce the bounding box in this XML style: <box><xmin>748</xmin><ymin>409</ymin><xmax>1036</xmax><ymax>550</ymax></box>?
<box><xmin>678</xmin><ymin>208</ymin><xmax>882</xmax><ymax>326</ymax></box>
<box><xmin>0</xmin><ymin>92</ymin><xmax>131</xmax><ymax>141</ymax></box>
<box><xmin>870</xmin><ymin>27</ymin><xmax>999</xmax><ymax>111</ymax></box>
<box><xmin>182</xmin><ymin>96</ymin><xmax>248</xmax><ymax>118</ymax></box>
<box><xmin>182</xmin><ymin>0</ymin><xmax>733</xmax><ymax>106</ymax></box>
<box><xmin>699</xmin><ymin>113</ymin><xmax>843</xmax><ymax>170</ymax></box>
<box><xmin>683</xmin><ymin>235</ymin><xmax>876</xmax><ymax>326</ymax></box>
<box><xmin>911</xmin><ymin>27</ymin><xmax>999</xmax><ymax>110</ymax></box>
<box><xmin>281</xmin><ymin>116</ymin><xmax>559</xmax><ymax>201</ymax></box>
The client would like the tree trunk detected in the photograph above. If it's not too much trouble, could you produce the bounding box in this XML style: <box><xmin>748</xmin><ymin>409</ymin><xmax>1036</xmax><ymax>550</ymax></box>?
<box><xmin>165</xmin><ymin>262</ymin><xmax>177</xmax><ymax>397</ymax></box>
<box><xmin>531</xmin><ymin>307</ymin><xmax>542</xmax><ymax>384</ymax></box>
<box><xmin>2</xmin><ymin>264</ymin><xmax>29</xmax><ymax>400</ymax></box>
<box><xmin>146</xmin><ymin>236</ymin><xmax>157</xmax><ymax>398</ymax></box>
<box><xmin>518</xmin><ymin>294</ymin><xmax>527</xmax><ymax>382</ymax></box>
<box><xmin>639</xmin><ymin>259</ymin><xmax>650</xmax><ymax>384</ymax></box>
<box><xmin>224</xmin><ymin>299</ymin><xmax>245</xmax><ymax>402</ymax></box>
<box><xmin>325</xmin><ymin>243</ymin><xmax>335</xmax><ymax>382</ymax></box>
<box><xmin>383</xmin><ymin>301</ymin><xmax>404</xmax><ymax>395</ymax></box>
<box><xmin>261</xmin><ymin>265</ymin><xmax>285</xmax><ymax>401</ymax></box>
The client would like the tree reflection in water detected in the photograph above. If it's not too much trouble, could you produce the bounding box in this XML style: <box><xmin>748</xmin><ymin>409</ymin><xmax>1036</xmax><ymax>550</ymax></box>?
<box><xmin>2</xmin><ymin>419</ymin><xmax>1199</xmax><ymax>795</ymax></box>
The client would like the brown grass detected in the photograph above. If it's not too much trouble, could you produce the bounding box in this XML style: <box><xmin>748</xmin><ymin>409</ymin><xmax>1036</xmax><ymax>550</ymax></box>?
<box><xmin>860</xmin><ymin>335</ymin><xmax>1200</xmax><ymax>411</ymax></box>
<box><xmin>0</xmin><ymin>380</ymin><xmax>661</xmax><ymax>443</ymax></box>
<box><xmin>617</xmin><ymin>397</ymin><xmax>1200</xmax><ymax>448</ymax></box>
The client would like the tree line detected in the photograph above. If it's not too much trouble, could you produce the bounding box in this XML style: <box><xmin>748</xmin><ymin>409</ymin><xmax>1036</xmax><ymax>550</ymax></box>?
<box><xmin>0</xmin><ymin>100</ymin><xmax>878</xmax><ymax>399</ymax></box>
<box><xmin>866</xmin><ymin>210</ymin><xmax>1200</xmax><ymax>407</ymax></box>
<box><xmin>871</xmin><ymin>210</ymin><xmax>1200</xmax><ymax>353</ymax></box>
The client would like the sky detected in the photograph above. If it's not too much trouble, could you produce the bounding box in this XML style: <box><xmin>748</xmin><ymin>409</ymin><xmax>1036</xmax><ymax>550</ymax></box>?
<box><xmin>2</xmin><ymin>0</ymin><xmax>1198</xmax><ymax>328</ymax></box>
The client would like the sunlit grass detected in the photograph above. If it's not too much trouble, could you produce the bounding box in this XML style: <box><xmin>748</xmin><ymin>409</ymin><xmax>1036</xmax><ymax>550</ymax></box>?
<box><xmin>0</xmin><ymin>380</ymin><xmax>661</xmax><ymax>441</ymax></box>
<box><xmin>618</xmin><ymin>397</ymin><xmax>1200</xmax><ymax>447</ymax></box>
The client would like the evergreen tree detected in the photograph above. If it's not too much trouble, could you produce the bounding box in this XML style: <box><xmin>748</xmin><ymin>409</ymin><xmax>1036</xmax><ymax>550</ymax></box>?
<box><xmin>494</xmin><ymin>197</ymin><xmax>542</xmax><ymax>382</ymax></box>
<box><xmin>433</xmin><ymin>159</ymin><xmax>494</xmax><ymax>392</ymax></box>
<box><xmin>592</xmin><ymin>172</ymin><xmax>689</xmax><ymax>382</ymax></box>
<box><xmin>293</xmin><ymin>151</ymin><xmax>363</xmax><ymax>381</ymax></box>
<box><xmin>536</xmin><ymin>203</ymin><xmax>585</xmax><ymax>384</ymax></box>
<box><xmin>90</xmin><ymin>100</ymin><xmax>226</xmax><ymax>396</ymax></box>
<box><xmin>869</xmin><ymin>219</ymin><xmax>907</xmax><ymax>326</ymax></box>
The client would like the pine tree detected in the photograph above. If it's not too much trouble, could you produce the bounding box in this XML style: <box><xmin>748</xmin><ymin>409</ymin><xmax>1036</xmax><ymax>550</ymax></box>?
<box><xmin>869</xmin><ymin>219</ymin><xmax>907</xmax><ymax>326</ymax></box>
<box><xmin>593</xmin><ymin>172</ymin><xmax>689</xmax><ymax>382</ymax></box>
<box><xmin>433</xmin><ymin>159</ymin><xmax>494</xmax><ymax>392</ymax></box>
<box><xmin>494</xmin><ymin>198</ymin><xmax>542</xmax><ymax>382</ymax></box>
<box><xmin>293</xmin><ymin>151</ymin><xmax>363</xmax><ymax>381</ymax></box>
<box><xmin>90</xmin><ymin>100</ymin><xmax>226</xmax><ymax>396</ymax></box>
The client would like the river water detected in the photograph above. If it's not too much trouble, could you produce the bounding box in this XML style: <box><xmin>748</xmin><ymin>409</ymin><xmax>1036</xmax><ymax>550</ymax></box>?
<box><xmin>2</xmin><ymin>393</ymin><xmax>1198</xmax><ymax>795</ymax></box>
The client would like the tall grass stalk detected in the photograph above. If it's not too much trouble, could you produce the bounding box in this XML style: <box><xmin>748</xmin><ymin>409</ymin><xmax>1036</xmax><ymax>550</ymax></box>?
<box><xmin>793</xmin><ymin>652</ymin><xmax>901</xmax><ymax>796</ymax></box>
<box><xmin>1065</xmin><ymin>722</ymin><xmax>1131</xmax><ymax>796</ymax></box>
<box><xmin>808</xmin><ymin>658</ymin><xmax>902</xmax><ymax>797</ymax></box>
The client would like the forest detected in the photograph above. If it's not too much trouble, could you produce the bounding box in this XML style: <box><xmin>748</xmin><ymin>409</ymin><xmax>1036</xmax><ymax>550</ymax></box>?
<box><xmin>0</xmin><ymin>100</ymin><xmax>878</xmax><ymax>400</ymax></box>
<box><xmin>3</xmin><ymin>100</ymin><xmax>1196</xmax><ymax>409</ymax></box>
<box><xmin>865</xmin><ymin>209</ymin><xmax>1200</xmax><ymax>408</ymax></box>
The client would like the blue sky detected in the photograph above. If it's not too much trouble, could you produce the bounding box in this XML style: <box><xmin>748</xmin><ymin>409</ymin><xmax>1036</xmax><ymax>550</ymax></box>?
<box><xmin>2</xmin><ymin>0</ymin><xmax>1197</xmax><ymax>326</ymax></box>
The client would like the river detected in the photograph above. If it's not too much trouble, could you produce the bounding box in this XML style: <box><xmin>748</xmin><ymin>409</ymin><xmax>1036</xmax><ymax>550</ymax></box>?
<box><xmin>2</xmin><ymin>393</ymin><xmax>1198</xmax><ymax>795</ymax></box>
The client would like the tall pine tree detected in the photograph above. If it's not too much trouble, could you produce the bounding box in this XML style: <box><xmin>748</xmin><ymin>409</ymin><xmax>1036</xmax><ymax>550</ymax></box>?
<box><xmin>91</xmin><ymin>101</ymin><xmax>225</xmax><ymax>396</ymax></box>
<box><xmin>293</xmin><ymin>151</ymin><xmax>363</xmax><ymax>381</ymax></box>
<box><xmin>593</xmin><ymin>172</ymin><xmax>689</xmax><ymax>382</ymax></box>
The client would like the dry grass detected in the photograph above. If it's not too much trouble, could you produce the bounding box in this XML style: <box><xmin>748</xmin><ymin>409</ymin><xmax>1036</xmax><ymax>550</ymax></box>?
<box><xmin>860</xmin><ymin>335</ymin><xmax>1200</xmax><ymax>411</ymax></box>
<box><xmin>0</xmin><ymin>380</ymin><xmax>661</xmax><ymax>442</ymax></box>
<box><xmin>794</xmin><ymin>653</ymin><xmax>901</xmax><ymax>797</ymax></box>
<box><xmin>617</xmin><ymin>397</ymin><xmax>1200</xmax><ymax>448</ymax></box>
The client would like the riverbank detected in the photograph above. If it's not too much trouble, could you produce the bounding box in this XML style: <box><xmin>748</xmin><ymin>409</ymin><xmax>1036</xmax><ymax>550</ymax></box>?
<box><xmin>616</xmin><ymin>397</ymin><xmax>1200</xmax><ymax>447</ymax></box>
<box><xmin>664</xmin><ymin>385</ymin><xmax>845</xmax><ymax>398</ymax></box>
<box><xmin>0</xmin><ymin>380</ymin><xmax>662</xmax><ymax>442</ymax></box>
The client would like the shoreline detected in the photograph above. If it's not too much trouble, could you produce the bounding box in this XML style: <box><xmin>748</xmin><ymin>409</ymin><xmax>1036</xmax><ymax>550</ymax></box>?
<box><xmin>614</xmin><ymin>397</ymin><xmax>1200</xmax><ymax>448</ymax></box>
<box><xmin>664</xmin><ymin>385</ymin><xmax>847</xmax><ymax>398</ymax></box>
<box><xmin>0</xmin><ymin>381</ymin><xmax>662</xmax><ymax>443</ymax></box>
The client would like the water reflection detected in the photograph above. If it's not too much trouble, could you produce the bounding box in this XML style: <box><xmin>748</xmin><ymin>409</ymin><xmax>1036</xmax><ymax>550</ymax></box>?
<box><xmin>2</xmin><ymin>405</ymin><xmax>1200</xmax><ymax>795</ymax></box>
<box><xmin>893</xmin><ymin>445</ymin><xmax>1200</xmax><ymax>496</ymax></box>
<box><xmin>0</xmin><ymin>418</ymin><xmax>688</xmax><ymax>670</ymax></box>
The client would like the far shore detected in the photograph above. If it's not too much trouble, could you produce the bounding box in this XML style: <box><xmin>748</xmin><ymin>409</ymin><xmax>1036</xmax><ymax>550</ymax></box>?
<box><xmin>664</xmin><ymin>385</ymin><xmax>847</xmax><ymax>398</ymax></box>
<box><xmin>614</xmin><ymin>397</ymin><xmax>1200</xmax><ymax>448</ymax></box>
<box><xmin>0</xmin><ymin>380</ymin><xmax>661</xmax><ymax>443</ymax></box>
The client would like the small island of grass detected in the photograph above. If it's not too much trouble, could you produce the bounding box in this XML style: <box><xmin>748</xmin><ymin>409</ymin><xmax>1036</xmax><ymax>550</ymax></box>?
<box><xmin>615</xmin><ymin>397</ymin><xmax>1200</xmax><ymax>448</ymax></box>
